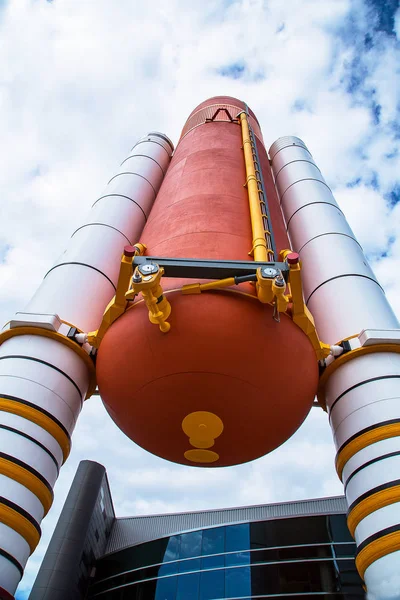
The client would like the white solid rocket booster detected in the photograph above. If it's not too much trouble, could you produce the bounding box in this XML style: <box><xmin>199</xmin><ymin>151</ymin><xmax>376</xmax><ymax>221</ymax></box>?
<box><xmin>0</xmin><ymin>133</ymin><xmax>173</xmax><ymax>597</ymax></box>
<box><xmin>270</xmin><ymin>136</ymin><xmax>400</xmax><ymax>596</ymax></box>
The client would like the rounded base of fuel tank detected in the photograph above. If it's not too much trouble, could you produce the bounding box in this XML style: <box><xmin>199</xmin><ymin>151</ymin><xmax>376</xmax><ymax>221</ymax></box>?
<box><xmin>97</xmin><ymin>290</ymin><xmax>319</xmax><ymax>467</ymax></box>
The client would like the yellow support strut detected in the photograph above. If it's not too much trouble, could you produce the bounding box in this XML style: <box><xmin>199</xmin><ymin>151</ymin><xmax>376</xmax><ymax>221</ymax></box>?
<box><xmin>239</xmin><ymin>111</ymin><xmax>268</xmax><ymax>264</ymax></box>
<box><xmin>280</xmin><ymin>250</ymin><xmax>330</xmax><ymax>361</ymax></box>
<box><xmin>239</xmin><ymin>111</ymin><xmax>280</xmax><ymax>305</ymax></box>
<box><xmin>88</xmin><ymin>244</ymin><xmax>146</xmax><ymax>348</ymax></box>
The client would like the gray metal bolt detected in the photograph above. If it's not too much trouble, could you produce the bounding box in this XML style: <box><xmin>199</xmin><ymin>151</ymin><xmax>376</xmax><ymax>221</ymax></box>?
<box><xmin>139</xmin><ymin>263</ymin><xmax>159</xmax><ymax>275</ymax></box>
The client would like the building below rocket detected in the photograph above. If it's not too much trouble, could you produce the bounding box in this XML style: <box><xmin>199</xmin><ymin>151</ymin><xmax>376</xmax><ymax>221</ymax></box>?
<box><xmin>30</xmin><ymin>460</ymin><xmax>365</xmax><ymax>599</ymax></box>
<box><xmin>0</xmin><ymin>96</ymin><xmax>399</xmax><ymax>598</ymax></box>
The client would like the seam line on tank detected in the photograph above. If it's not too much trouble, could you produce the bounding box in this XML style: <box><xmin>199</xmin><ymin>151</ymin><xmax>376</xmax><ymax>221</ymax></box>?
<box><xmin>0</xmin><ymin>355</ymin><xmax>83</xmax><ymax>403</ymax></box>
<box><xmin>179</xmin><ymin>123</ymin><xmax>266</xmax><ymax>149</ymax></box>
<box><xmin>329</xmin><ymin>375</ymin><xmax>400</xmax><ymax>420</ymax></box>
<box><xmin>120</xmin><ymin>154</ymin><xmax>165</xmax><ymax>175</ymax></box>
<box><xmin>0</xmin><ymin>424</ymin><xmax>59</xmax><ymax>473</ymax></box>
<box><xmin>274</xmin><ymin>159</ymin><xmax>321</xmax><ymax>180</ymax></box>
<box><xmin>120</xmin><ymin>370</ymin><xmax>261</xmax><ymax>399</ymax></box>
<box><xmin>269</xmin><ymin>142</ymin><xmax>312</xmax><ymax>161</ymax></box>
<box><xmin>0</xmin><ymin>375</ymin><xmax>77</xmax><ymax>429</ymax></box>
<box><xmin>285</xmin><ymin>201</ymin><xmax>342</xmax><ymax>229</ymax></box>
<box><xmin>298</xmin><ymin>232</ymin><xmax>362</xmax><ymax>254</ymax></box>
<box><xmin>107</xmin><ymin>172</ymin><xmax>157</xmax><ymax>198</ymax></box>
<box><xmin>146</xmin><ymin>191</ymin><xmax>251</xmax><ymax>225</ymax></box>
<box><xmin>145</xmin><ymin>230</ymin><xmax>251</xmax><ymax>251</ymax></box>
<box><xmin>91</xmin><ymin>194</ymin><xmax>148</xmax><ymax>221</ymax></box>
<box><xmin>44</xmin><ymin>263</ymin><xmax>116</xmax><ymax>292</ymax></box>
<box><xmin>186</xmin><ymin>101</ymin><xmax>262</xmax><ymax>127</ymax></box>
<box><xmin>133</xmin><ymin>133</ymin><xmax>173</xmax><ymax>152</ymax></box>
<box><xmin>344</xmin><ymin>450</ymin><xmax>400</xmax><ymax>492</ymax></box>
<box><xmin>147</xmin><ymin>132</ymin><xmax>174</xmax><ymax>151</ymax></box>
<box><xmin>306</xmin><ymin>274</ymin><xmax>383</xmax><ymax>305</ymax></box>
<box><xmin>279</xmin><ymin>178</ymin><xmax>332</xmax><ymax>204</ymax></box>
<box><xmin>131</xmin><ymin>139</ymin><xmax>171</xmax><ymax>156</ymax></box>
<box><xmin>0</xmin><ymin>547</ymin><xmax>23</xmax><ymax>578</ymax></box>
<box><xmin>71</xmin><ymin>223</ymin><xmax>132</xmax><ymax>245</ymax></box>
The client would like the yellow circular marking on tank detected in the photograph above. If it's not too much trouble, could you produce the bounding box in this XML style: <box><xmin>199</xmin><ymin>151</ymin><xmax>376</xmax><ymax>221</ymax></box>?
<box><xmin>182</xmin><ymin>411</ymin><xmax>224</xmax><ymax>447</ymax></box>
<box><xmin>182</xmin><ymin>411</ymin><xmax>224</xmax><ymax>463</ymax></box>
<box><xmin>184</xmin><ymin>449</ymin><xmax>220</xmax><ymax>464</ymax></box>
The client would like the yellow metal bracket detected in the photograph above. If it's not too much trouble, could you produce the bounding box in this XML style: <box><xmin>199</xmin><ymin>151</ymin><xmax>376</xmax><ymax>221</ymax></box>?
<box><xmin>88</xmin><ymin>244</ymin><xmax>148</xmax><ymax>348</ymax></box>
<box><xmin>126</xmin><ymin>263</ymin><xmax>171</xmax><ymax>333</ymax></box>
<box><xmin>182</xmin><ymin>278</ymin><xmax>236</xmax><ymax>295</ymax></box>
<box><xmin>280</xmin><ymin>249</ymin><xmax>331</xmax><ymax>361</ymax></box>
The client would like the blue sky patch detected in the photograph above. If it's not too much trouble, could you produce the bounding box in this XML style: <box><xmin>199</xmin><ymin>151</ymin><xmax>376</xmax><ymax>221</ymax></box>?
<box><xmin>387</xmin><ymin>184</ymin><xmax>400</xmax><ymax>205</ymax></box>
<box><xmin>367</xmin><ymin>0</ymin><xmax>399</xmax><ymax>35</ymax></box>
<box><xmin>372</xmin><ymin>102</ymin><xmax>381</xmax><ymax>124</ymax></box>
<box><xmin>0</xmin><ymin>244</ymin><xmax>11</xmax><ymax>263</ymax></box>
<box><xmin>292</xmin><ymin>98</ymin><xmax>313</xmax><ymax>113</ymax></box>
<box><xmin>218</xmin><ymin>62</ymin><xmax>246</xmax><ymax>79</ymax></box>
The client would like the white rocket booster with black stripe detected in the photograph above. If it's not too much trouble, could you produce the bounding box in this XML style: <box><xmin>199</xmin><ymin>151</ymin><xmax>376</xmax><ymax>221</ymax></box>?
<box><xmin>0</xmin><ymin>134</ymin><xmax>173</xmax><ymax>597</ymax></box>
<box><xmin>269</xmin><ymin>136</ymin><xmax>400</xmax><ymax>596</ymax></box>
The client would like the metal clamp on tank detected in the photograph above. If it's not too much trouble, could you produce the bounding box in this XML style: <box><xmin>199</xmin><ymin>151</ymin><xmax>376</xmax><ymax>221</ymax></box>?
<box><xmin>126</xmin><ymin>262</ymin><xmax>171</xmax><ymax>333</ymax></box>
<box><xmin>88</xmin><ymin>244</ymin><xmax>171</xmax><ymax>343</ymax></box>
<box><xmin>256</xmin><ymin>266</ymin><xmax>288</xmax><ymax>311</ymax></box>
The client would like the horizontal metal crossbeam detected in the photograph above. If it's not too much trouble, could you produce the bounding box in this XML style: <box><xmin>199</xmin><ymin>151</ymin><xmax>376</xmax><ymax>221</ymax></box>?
<box><xmin>132</xmin><ymin>256</ymin><xmax>289</xmax><ymax>280</ymax></box>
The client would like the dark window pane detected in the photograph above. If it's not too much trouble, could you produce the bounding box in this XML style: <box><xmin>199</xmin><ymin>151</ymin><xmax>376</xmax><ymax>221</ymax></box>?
<box><xmin>144</xmin><ymin>566</ymin><xmax>162</xmax><ymax>581</ymax></box>
<box><xmin>125</xmin><ymin>566</ymin><xmax>158</xmax><ymax>584</ymax></box>
<box><xmin>251</xmin><ymin>516</ymin><xmax>330</xmax><ymax>548</ymax></box>
<box><xmin>179</xmin><ymin>531</ymin><xmax>202</xmax><ymax>559</ymax></box>
<box><xmin>95</xmin><ymin>538</ymin><xmax>169</xmax><ymax>578</ymax></box>
<box><xmin>225</xmin><ymin>524</ymin><xmax>250</xmax><ymax>552</ymax></box>
<box><xmin>251</xmin><ymin>561</ymin><xmax>337</xmax><ymax>595</ymax></box>
<box><xmin>225</xmin><ymin>550</ymin><xmax>250</xmax><ymax>567</ymax></box>
<box><xmin>155</xmin><ymin>575</ymin><xmax>178</xmax><ymax>600</ymax></box>
<box><xmin>158</xmin><ymin>562</ymin><xmax>178</xmax><ymax>577</ymax></box>
<box><xmin>250</xmin><ymin>545</ymin><xmax>332</xmax><ymax>564</ymax></box>
<box><xmin>335</xmin><ymin>558</ymin><xmax>364</xmax><ymax>591</ymax></box>
<box><xmin>200</xmin><ymin>569</ymin><xmax>224</xmax><ymax>599</ymax></box>
<box><xmin>179</xmin><ymin>558</ymin><xmax>201</xmax><ymax>573</ymax></box>
<box><xmin>135</xmin><ymin>578</ymin><xmax>157</xmax><ymax>600</ymax></box>
<box><xmin>176</xmin><ymin>572</ymin><xmax>200</xmax><ymax>600</ymax></box>
<box><xmin>137</xmin><ymin>538</ymin><xmax>170</xmax><ymax>569</ymax></box>
<box><xmin>202</xmin><ymin>554</ymin><xmax>224</xmax><ymax>570</ymax></box>
<box><xmin>251</xmin><ymin>562</ymin><xmax>281</xmax><ymax>595</ymax></box>
<box><xmin>202</xmin><ymin>527</ymin><xmax>224</xmax><ymax>555</ymax></box>
<box><xmin>225</xmin><ymin>566</ymin><xmax>251</xmax><ymax>598</ymax></box>
<box><xmin>164</xmin><ymin>536</ymin><xmax>180</xmax><ymax>562</ymax></box>
<box><xmin>333</xmin><ymin>543</ymin><xmax>357</xmax><ymax>558</ymax></box>
<box><xmin>250</xmin><ymin>547</ymin><xmax>280</xmax><ymax>563</ymax></box>
<box><xmin>329</xmin><ymin>514</ymin><xmax>354</xmax><ymax>543</ymax></box>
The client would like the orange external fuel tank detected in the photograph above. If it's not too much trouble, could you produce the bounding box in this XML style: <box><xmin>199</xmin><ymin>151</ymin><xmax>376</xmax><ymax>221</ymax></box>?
<box><xmin>97</xmin><ymin>97</ymin><xmax>319</xmax><ymax>467</ymax></box>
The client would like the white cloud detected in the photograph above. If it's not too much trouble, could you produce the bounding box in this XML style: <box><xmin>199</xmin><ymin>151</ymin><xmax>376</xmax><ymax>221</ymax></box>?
<box><xmin>0</xmin><ymin>0</ymin><xmax>398</xmax><ymax>596</ymax></box>
<box><xmin>335</xmin><ymin>184</ymin><xmax>395</xmax><ymax>255</ymax></box>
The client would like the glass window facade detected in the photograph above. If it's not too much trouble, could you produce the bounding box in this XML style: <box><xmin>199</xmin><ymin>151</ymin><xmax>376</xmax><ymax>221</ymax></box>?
<box><xmin>88</xmin><ymin>514</ymin><xmax>364</xmax><ymax>599</ymax></box>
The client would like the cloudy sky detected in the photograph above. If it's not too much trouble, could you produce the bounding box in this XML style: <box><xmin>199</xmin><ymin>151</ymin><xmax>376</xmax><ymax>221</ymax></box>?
<box><xmin>0</xmin><ymin>0</ymin><xmax>399</xmax><ymax>597</ymax></box>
